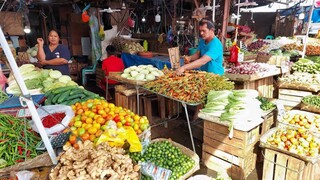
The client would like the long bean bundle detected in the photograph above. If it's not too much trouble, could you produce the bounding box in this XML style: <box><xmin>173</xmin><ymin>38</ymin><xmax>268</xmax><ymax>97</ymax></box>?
<box><xmin>0</xmin><ymin>113</ymin><xmax>41</xmax><ymax>168</ymax></box>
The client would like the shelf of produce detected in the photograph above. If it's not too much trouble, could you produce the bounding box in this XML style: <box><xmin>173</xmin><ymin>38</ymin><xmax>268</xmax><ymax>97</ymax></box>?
<box><xmin>225</xmin><ymin>69</ymin><xmax>281</xmax><ymax>99</ymax></box>
<box><xmin>260</xmin><ymin>127</ymin><xmax>320</xmax><ymax>180</ymax></box>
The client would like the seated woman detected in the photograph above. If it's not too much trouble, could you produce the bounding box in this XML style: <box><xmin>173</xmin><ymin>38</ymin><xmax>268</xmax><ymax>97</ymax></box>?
<box><xmin>101</xmin><ymin>45</ymin><xmax>125</xmax><ymax>99</ymax></box>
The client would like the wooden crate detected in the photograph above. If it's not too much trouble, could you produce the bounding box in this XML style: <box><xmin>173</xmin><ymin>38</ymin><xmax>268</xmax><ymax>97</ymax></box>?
<box><xmin>234</xmin><ymin>76</ymin><xmax>274</xmax><ymax>98</ymax></box>
<box><xmin>115</xmin><ymin>92</ymin><xmax>142</xmax><ymax>115</ymax></box>
<box><xmin>278</xmin><ymin>89</ymin><xmax>313</xmax><ymax>108</ymax></box>
<box><xmin>203</xmin><ymin>121</ymin><xmax>260</xmax><ymax>158</ymax></box>
<box><xmin>202</xmin><ymin>146</ymin><xmax>257</xmax><ymax>180</ymax></box>
<box><xmin>260</xmin><ymin>109</ymin><xmax>277</xmax><ymax>136</ymax></box>
<box><xmin>262</xmin><ymin>148</ymin><xmax>320</xmax><ymax>180</ymax></box>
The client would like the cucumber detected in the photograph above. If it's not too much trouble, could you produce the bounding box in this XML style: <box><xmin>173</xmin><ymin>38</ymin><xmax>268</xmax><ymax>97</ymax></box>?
<box><xmin>66</xmin><ymin>98</ymin><xmax>81</xmax><ymax>106</ymax></box>
<box><xmin>66</xmin><ymin>93</ymin><xmax>86</xmax><ymax>101</ymax></box>
<box><xmin>69</xmin><ymin>88</ymin><xmax>85</xmax><ymax>96</ymax></box>
<box><xmin>52</xmin><ymin>86</ymin><xmax>77</xmax><ymax>94</ymax></box>
<box><xmin>44</xmin><ymin>89</ymin><xmax>54</xmax><ymax>97</ymax></box>
<box><xmin>45</xmin><ymin>92</ymin><xmax>55</xmax><ymax>105</ymax></box>
<box><xmin>57</xmin><ymin>90</ymin><xmax>71</xmax><ymax>103</ymax></box>
<box><xmin>82</xmin><ymin>90</ymin><xmax>97</xmax><ymax>96</ymax></box>
<box><xmin>51</xmin><ymin>93</ymin><xmax>62</xmax><ymax>104</ymax></box>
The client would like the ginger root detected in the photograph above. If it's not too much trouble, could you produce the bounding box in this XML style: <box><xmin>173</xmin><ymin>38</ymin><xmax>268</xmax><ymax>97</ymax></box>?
<box><xmin>49</xmin><ymin>140</ymin><xmax>141</xmax><ymax>180</ymax></box>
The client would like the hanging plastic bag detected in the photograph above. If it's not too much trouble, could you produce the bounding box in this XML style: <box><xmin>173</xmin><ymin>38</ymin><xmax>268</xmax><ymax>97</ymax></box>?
<box><xmin>81</xmin><ymin>4</ymin><xmax>91</xmax><ymax>23</ymax></box>
<box><xmin>228</xmin><ymin>42</ymin><xmax>240</xmax><ymax>66</ymax></box>
<box><xmin>127</xmin><ymin>17</ymin><xmax>135</xmax><ymax>28</ymax></box>
<box><xmin>98</xmin><ymin>25</ymin><xmax>105</xmax><ymax>41</ymax></box>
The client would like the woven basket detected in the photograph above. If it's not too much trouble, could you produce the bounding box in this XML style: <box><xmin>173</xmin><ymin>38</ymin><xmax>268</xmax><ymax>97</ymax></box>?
<box><xmin>256</xmin><ymin>54</ymin><xmax>271</xmax><ymax>63</ymax></box>
<box><xmin>300</xmin><ymin>103</ymin><xmax>320</xmax><ymax>114</ymax></box>
<box><xmin>151</xmin><ymin>138</ymin><xmax>200</xmax><ymax>180</ymax></box>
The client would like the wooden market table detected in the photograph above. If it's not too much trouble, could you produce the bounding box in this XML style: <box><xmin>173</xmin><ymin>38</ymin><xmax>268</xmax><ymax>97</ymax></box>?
<box><xmin>224</xmin><ymin>68</ymin><xmax>283</xmax><ymax>98</ymax></box>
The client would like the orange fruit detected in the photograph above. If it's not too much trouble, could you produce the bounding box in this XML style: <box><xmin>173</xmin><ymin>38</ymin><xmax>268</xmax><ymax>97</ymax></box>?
<box><xmin>81</xmin><ymin>133</ymin><xmax>90</xmax><ymax>141</ymax></box>
<box><xmin>73</xmin><ymin>143</ymin><xmax>80</xmax><ymax>150</ymax></box>
<box><xmin>85</xmin><ymin>123</ymin><xmax>92</xmax><ymax>130</ymax></box>
<box><xmin>95</xmin><ymin>129</ymin><xmax>103</xmax><ymax>137</ymax></box>
<box><xmin>69</xmin><ymin>135</ymin><xmax>77</xmax><ymax>145</ymax></box>
<box><xmin>80</xmin><ymin>115</ymin><xmax>88</xmax><ymax>121</ymax></box>
<box><xmin>88</xmin><ymin>127</ymin><xmax>98</xmax><ymax>135</ymax></box>
<box><xmin>89</xmin><ymin>134</ymin><xmax>96</xmax><ymax>142</ymax></box>
<box><xmin>86</xmin><ymin>118</ymin><xmax>93</xmax><ymax>124</ymax></box>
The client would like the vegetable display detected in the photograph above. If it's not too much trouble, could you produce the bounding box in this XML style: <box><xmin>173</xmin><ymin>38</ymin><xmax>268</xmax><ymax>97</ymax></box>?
<box><xmin>247</xmin><ymin>40</ymin><xmax>269</xmax><ymax>52</ymax></box>
<box><xmin>302</xmin><ymin>95</ymin><xmax>320</xmax><ymax>109</ymax></box>
<box><xmin>42</xmin><ymin>112</ymin><xmax>66</xmax><ymax>128</ymax></box>
<box><xmin>226</xmin><ymin>62</ymin><xmax>271</xmax><ymax>75</ymax></box>
<box><xmin>123</xmin><ymin>42</ymin><xmax>145</xmax><ymax>54</ymax></box>
<box><xmin>292</xmin><ymin>58</ymin><xmax>320</xmax><ymax>74</ymax></box>
<box><xmin>44</xmin><ymin>86</ymin><xmax>101</xmax><ymax>106</ymax></box>
<box><xmin>130</xmin><ymin>140</ymin><xmax>195</xmax><ymax>180</ymax></box>
<box><xmin>257</xmin><ymin>96</ymin><xmax>275</xmax><ymax>111</ymax></box>
<box><xmin>49</xmin><ymin>140</ymin><xmax>140</xmax><ymax>180</ymax></box>
<box><xmin>265</xmin><ymin>127</ymin><xmax>319</xmax><ymax>157</ymax></box>
<box><xmin>0</xmin><ymin>113</ymin><xmax>41</xmax><ymax>168</ymax></box>
<box><xmin>6</xmin><ymin>64</ymin><xmax>78</xmax><ymax>95</ymax></box>
<box><xmin>278</xmin><ymin>72</ymin><xmax>320</xmax><ymax>92</ymax></box>
<box><xmin>143</xmin><ymin>70</ymin><xmax>234</xmax><ymax>103</ymax></box>
<box><xmin>121</xmin><ymin>65</ymin><xmax>164</xmax><ymax>81</ymax></box>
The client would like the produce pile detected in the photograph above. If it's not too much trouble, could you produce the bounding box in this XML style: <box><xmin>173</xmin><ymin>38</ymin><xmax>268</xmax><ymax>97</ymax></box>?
<box><xmin>265</xmin><ymin>127</ymin><xmax>319</xmax><ymax>157</ymax></box>
<box><xmin>292</xmin><ymin>58</ymin><xmax>320</xmax><ymax>74</ymax></box>
<box><xmin>123</xmin><ymin>42</ymin><xmax>145</xmax><ymax>54</ymax></box>
<box><xmin>280</xmin><ymin>111</ymin><xmax>320</xmax><ymax>133</ymax></box>
<box><xmin>121</xmin><ymin>65</ymin><xmax>164</xmax><ymax>81</ymax></box>
<box><xmin>278</xmin><ymin>72</ymin><xmax>320</xmax><ymax>92</ymax></box>
<box><xmin>44</xmin><ymin>86</ymin><xmax>101</xmax><ymax>106</ymax></box>
<box><xmin>143</xmin><ymin>70</ymin><xmax>234</xmax><ymax>103</ymax></box>
<box><xmin>257</xmin><ymin>96</ymin><xmax>275</xmax><ymax>111</ymax></box>
<box><xmin>49</xmin><ymin>140</ymin><xmax>140</xmax><ymax>180</ymax></box>
<box><xmin>68</xmin><ymin>98</ymin><xmax>149</xmax><ymax>146</ymax></box>
<box><xmin>226</xmin><ymin>62</ymin><xmax>273</xmax><ymax>75</ymax></box>
<box><xmin>200</xmin><ymin>90</ymin><xmax>262</xmax><ymax>128</ymax></box>
<box><xmin>130</xmin><ymin>140</ymin><xmax>195</xmax><ymax>180</ymax></box>
<box><xmin>281</xmin><ymin>43</ymin><xmax>320</xmax><ymax>56</ymax></box>
<box><xmin>302</xmin><ymin>95</ymin><xmax>320</xmax><ymax>109</ymax></box>
<box><xmin>6</xmin><ymin>64</ymin><xmax>78</xmax><ymax>95</ymax></box>
<box><xmin>247</xmin><ymin>39</ymin><xmax>270</xmax><ymax>52</ymax></box>
<box><xmin>0</xmin><ymin>114</ymin><xmax>41</xmax><ymax>168</ymax></box>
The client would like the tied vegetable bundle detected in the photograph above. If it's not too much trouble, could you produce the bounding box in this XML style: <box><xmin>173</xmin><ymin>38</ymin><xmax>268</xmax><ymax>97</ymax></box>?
<box><xmin>0</xmin><ymin>114</ymin><xmax>41</xmax><ymax>168</ymax></box>
<box><xmin>143</xmin><ymin>70</ymin><xmax>234</xmax><ymax>103</ymax></box>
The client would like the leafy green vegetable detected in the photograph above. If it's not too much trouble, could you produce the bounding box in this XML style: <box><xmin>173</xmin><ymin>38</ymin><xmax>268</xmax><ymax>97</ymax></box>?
<box><xmin>58</xmin><ymin>75</ymin><xmax>71</xmax><ymax>83</ymax></box>
<box><xmin>257</xmin><ymin>96</ymin><xmax>275</xmax><ymax>111</ymax></box>
<box><xmin>49</xmin><ymin>70</ymin><xmax>62</xmax><ymax>79</ymax></box>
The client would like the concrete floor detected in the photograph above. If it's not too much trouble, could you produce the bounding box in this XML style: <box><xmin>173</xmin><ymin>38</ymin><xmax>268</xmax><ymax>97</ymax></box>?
<box><xmin>85</xmin><ymin>80</ymin><xmax>263</xmax><ymax>180</ymax></box>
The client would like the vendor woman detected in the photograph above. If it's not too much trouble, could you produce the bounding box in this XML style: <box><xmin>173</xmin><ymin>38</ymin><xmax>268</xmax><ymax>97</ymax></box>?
<box><xmin>176</xmin><ymin>19</ymin><xmax>224</xmax><ymax>76</ymax></box>
<box><xmin>37</xmin><ymin>30</ymin><xmax>71</xmax><ymax>75</ymax></box>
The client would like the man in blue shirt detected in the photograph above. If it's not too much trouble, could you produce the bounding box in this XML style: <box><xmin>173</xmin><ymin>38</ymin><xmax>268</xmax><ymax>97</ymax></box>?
<box><xmin>176</xmin><ymin>19</ymin><xmax>224</xmax><ymax>76</ymax></box>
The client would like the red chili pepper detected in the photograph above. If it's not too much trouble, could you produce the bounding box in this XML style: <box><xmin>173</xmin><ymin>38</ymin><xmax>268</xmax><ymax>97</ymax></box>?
<box><xmin>18</xmin><ymin>146</ymin><xmax>23</xmax><ymax>155</ymax></box>
<box><xmin>26</xmin><ymin>150</ymin><xmax>30</xmax><ymax>157</ymax></box>
<box><xmin>42</xmin><ymin>113</ymin><xmax>66</xmax><ymax>128</ymax></box>
<box><xmin>16</xmin><ymin>159</ymin><xmax>24</xmax><ymax>163</ymax></box>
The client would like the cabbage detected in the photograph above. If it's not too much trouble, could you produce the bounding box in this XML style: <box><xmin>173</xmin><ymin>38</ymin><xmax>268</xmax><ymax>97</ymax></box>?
<box><xmin>207</xmin><ymin>90</ymin><xmax>232</xmax><ymax>101</ymax></box>
<box><xmin>147</xmin><ymin>65</ymin><xmax>154</xmax><ymax>68</ymax></box>
<box><xmin>121</xmin><ymin>73</ymin><xmax>130</xmax><ymax>78</ymax></box>
<box><xmin>49</xmin><ymin>70</ymin><xmax>62</xmax><ymax>79</ymax></box>
<box><xmin>130</xmin><ymin>71</ymin><xmax>139</xmax><ymax>77</ymax></box>
<box><xmin>19</xmin><ymin>64</ymin><xmax>35</xmax><ymax>75</ymax></box>
<box><xmin>140</xmin><ymin>69</ymin><xmax>149</xmax><ymax>74</ymax></box>
<box><xmin>157</xmin><ymin>70</ymin><xmax>164</xmax><ymax>76</ymax></box>
<box><xmin>41</xmin><ymin>69</ymin><xmax>51</xmax><ymax>78</ymax></box>
<box><xmin>42</xmin><ymin>79</ymin><xmax>54</xmax><ymax>87</ymax></box>
<box><xmin>138</xmin><ymin>65</ymin><xmax>147</xmax><ymax>69</ymax></box>
<box><xmin>232</xmin><ymin>89</ymin><xmax>258</xmax><ymax>99</ymax></box>
<box><xmin>58</xmin><ymin>75</ymin><xmax>71</xmax><ymax>83</ymax></box>
<box><xmin>135</xmin><ymin>74</ymin><xmax>145</xmax><ymax>81</ymax></box>
<box><xmin>67</xmin><ymin>81</ymin><xmax>78</xmax><ymax>86</ymax></box>
<box><xmin>123</xmin><ymin>68</ymin><xmax>131</xmax><ymax>74</ymax></box>
<box><xmin>129</xmin><ymin>66</ymin><xmax>138</xmax><ymax>70</ymax></box>
<box><xmin>146</xmin><ymin>74</ymin><xmax>155</xmax><ymax>81</ymax></box>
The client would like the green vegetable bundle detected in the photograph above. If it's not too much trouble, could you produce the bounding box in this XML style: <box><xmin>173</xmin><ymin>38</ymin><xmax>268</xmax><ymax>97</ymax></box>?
<box><xmin>130</xmin><ymin>140</ymin><xmax>195</xmax><ymax>180</ymax></box>
<box><xmin>0</xmin><ymin>114</ymin><xmax>41</xmax><ymax>168</ymax></box>
<box><xmin>257</xmin><ymin>96</ymin><xmax>275</xmax><ymax>111</ymax></box>
<box><xmin>292</xmin><ymin>58</ymin><xmax>320</xmax><ymax>74</ymax></box>
<box><xmin>44</xmin><ymin>86</ymin><xmax>103</xmax><ymax>106</ymax></box>
<box><xmin>302</xmin><ymin>95</ymin><xmax>320</xmax><ymax>109</ymax></box>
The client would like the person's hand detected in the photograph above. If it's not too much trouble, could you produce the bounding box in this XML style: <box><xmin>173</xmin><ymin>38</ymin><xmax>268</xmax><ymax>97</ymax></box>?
<box><xmin>184</xmin><ymin>56</ymin><xmax>191</xmax><ymax>64</ymax></box>
<box><xmin>38</xmin><ymin>58</ymin><xmax>47</xmax><ymax>65</ymax></box>
<box><xmin>37</xmin><ymin>38</ymin><xmax>44</xmax><ymax>46</ymax></box>
<box><xmin>176</xmin><ymin>66</ymin><xmax>185</xmax><ymax>76</ymax></box>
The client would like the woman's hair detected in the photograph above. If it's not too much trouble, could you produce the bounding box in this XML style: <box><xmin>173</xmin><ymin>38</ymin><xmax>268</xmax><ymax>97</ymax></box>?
<box><xmin>199</xmin><ymin>19</ymin><xmax>215</xmax><ymax>30</ymax></box>
<box><xmin>48</xmin><ymin>30</ymin><xmax>61</xmax><ymax>38</ymax></box>
<box><xmin>106</xmin><ymin>45</ymin><xmax>116</xmax><ymax>56</ymax></box>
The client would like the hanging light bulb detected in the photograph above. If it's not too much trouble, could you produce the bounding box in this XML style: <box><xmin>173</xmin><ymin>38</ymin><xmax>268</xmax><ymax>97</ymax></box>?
<box><xmin>24</xmin><ymin>25</ymin><xmax>31</xmax><ymax>33</ymax></box>
<box><xmin>142</xmin><ymin>17</ymin><xmax>146</xmax><ymax>22</ymax></box>
<box><xmin>155</xmin><ymin>13</ymin><xmax>161</xmax><ymax>22</ymax></box>
<box><xmin>121</xmin><ymin>2</ymin><xmax>126</xmax><ymax>10</ymax></box>
<box><xmin>298</xmin><ymin>12</ymin><xmax>305</xmax><ymax>20</ymax></box>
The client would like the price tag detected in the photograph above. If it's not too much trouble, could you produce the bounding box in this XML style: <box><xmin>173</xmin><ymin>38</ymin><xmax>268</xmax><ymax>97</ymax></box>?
<box><xmin>275</xmin><ymin>101</ymin><xmax>286</xmax><ymax>119</ymax></box>
<box><xmin>16</xmin><ymin>109</ymin><xmax>32</xmax><ymax>118</ymax></box>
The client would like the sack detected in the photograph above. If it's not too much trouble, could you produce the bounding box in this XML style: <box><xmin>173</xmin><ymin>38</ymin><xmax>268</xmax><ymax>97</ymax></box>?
<box><xmin>30</xmin><ymin>105</ymin><xmax>74</xmax><ymax>135</ymax></box>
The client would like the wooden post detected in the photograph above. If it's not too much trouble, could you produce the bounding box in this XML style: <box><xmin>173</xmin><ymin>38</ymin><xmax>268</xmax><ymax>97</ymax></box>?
<box><xmin>221</xmin><ymin>0</ymin><xmax>231</xmax><ymax>47</ymax></box>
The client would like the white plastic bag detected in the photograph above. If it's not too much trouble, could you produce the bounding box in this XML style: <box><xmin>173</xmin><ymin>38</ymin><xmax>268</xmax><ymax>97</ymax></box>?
<box><xmin>29</xmin><ymin>105</ymin><xmax>74</xmax><ymax>135</ymax></box>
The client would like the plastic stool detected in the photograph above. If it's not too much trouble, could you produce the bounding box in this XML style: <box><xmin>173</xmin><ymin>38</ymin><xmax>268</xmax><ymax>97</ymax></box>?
<box><xmin>265</xmin><ymin>35</ymin><xmax>274</xmax><ymax>40</ymax></box>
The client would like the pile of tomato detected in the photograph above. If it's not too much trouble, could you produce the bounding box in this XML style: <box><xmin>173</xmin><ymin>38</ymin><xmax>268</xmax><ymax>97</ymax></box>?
<box><xmin>67</xmin><ymin>98</ymin><xmax>150</xmax><ymax>147</ymax></box>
